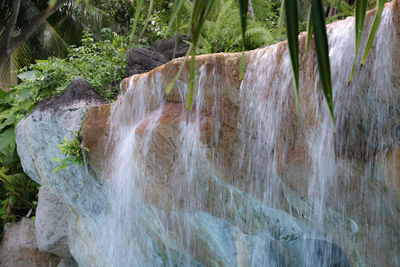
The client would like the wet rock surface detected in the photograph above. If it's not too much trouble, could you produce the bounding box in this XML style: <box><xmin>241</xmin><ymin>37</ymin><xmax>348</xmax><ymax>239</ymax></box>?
<box><xmin>16</xmin><ymin>3</ymin><xmax>400</xmax><ymax>267</ymax></box>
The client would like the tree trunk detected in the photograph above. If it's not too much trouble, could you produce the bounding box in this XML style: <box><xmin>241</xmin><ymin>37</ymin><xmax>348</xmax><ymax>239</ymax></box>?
<box><xmin>0</xmin><ymin>0</ymin><xmax>67</xmax><ymax>91</ymax></box>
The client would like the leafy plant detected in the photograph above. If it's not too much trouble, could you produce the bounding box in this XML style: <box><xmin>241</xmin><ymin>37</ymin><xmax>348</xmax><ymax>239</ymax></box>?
<box><xmin>16</xmin><ymin>30</ymin><xmax>127</xmax><ymax>102</ymax></box>
<box><xmin>52</xmin><ymin>132</ymin><xmax>89</xmax><ymax>173</ymax></box>
<box><xmin>0</xmin><ymin>88</ymin><xmax>39</xmax><ymax>239</ymax></box>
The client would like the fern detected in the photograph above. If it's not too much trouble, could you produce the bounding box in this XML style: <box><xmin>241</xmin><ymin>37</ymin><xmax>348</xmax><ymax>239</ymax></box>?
<box><xmin>52</xmin><ymin>132</ymin><xmax>89</xmax><ymax>173</ymax></box>
<box><xmin>198</xmin><ymin>0</ymin><xmax>273</xmax><ymax>54</ymax></box>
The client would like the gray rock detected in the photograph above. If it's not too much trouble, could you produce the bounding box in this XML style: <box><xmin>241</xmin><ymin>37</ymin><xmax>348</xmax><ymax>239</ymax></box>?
<box><xmin>57</xmin><ymin>257</ymin><xmax>79</xmax><ymax>267</ymax></box>
<box><xmin>16</xmin><ymin>78</ymin><xmax>108</xmax><ymax>266</ymax></box>
<box><xmin>35</xmin><ymin>186</ymin><xmax>70</xmax><ymax>258</ymax></box>
<box><xmin>154</xmin><ymin>34</ymin><xmax>190</xmax><ymax>59</ymax></box>
<box><xmin>0</xmin><ymin>218</ymin><xmax>60</xmax><ymax>267</ymax></box>
<box><xmin>34</xmin><ymin>76</ymin><xmax>104</xmax><ymax>112</ymax></box>
<box><xmin>126</xmin><ymin>48</ymin><xmax>169</xmax><ymax>76</ymax></box>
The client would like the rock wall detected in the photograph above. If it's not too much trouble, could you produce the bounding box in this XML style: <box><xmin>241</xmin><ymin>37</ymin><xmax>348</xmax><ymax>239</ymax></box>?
<box><xmin>16</xmin><ymin>3</ymin><xmax>400</xmax><ymax>267</ymax></box>
<box><xmin>0</xmin><ymin>218</ymin><xmax>60</xmax><ymax>267</ymax></box>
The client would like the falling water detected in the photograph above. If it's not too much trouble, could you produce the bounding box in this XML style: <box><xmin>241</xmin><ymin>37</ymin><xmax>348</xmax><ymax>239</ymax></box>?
<box><xmin>95</xmin><ymin>4</ymin><xmax>399</xmax><ymax>267</ymax></box>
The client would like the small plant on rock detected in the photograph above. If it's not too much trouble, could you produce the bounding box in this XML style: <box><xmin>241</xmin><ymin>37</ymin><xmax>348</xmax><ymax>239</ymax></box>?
<box><xmin>52</xmin><ymin>132</ymin><xmax>89</xmax><ymax>173</ymax></box>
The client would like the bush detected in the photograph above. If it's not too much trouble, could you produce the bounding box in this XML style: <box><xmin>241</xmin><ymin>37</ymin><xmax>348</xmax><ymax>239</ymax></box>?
<box><xmin>17</xmin><ymin>30</ymin><xmax>128</xmax><ymax>102</ymax></box>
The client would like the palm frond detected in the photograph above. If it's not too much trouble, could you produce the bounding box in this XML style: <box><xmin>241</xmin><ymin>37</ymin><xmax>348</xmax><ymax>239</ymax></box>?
<box><xmin>70</xmin><ymin>2</ymin><xmax>110</xmax><ymax>37</ymax></box>
<box><xmin>311</xmin><ymin>0</ymin><xmax>334</xmax><ymax>123</ymax></box>
<box><xmin>285</xmin><ymin>0</ymin><xmax>300</xmax><ymax>116</ymax></box>
<box><xmin>130</xmin><ymin>0</ymin><xmax>144</xmax><ymax>41</ymax></box>
<box><xmin>360</xmin><ymin>0</ymin><xmax>385</xmax><ymax>64</ymax></box>
<box><xmin>169</xmin><ymin>0</ymin><xmax>185</xmax><ymax>28</ymax></box>
<box><xmin>1</xmin><ymin>44</ymin><xmax>32</xmax><ymax>87</ymax></box>
<box><xmin>349</xmin><ymin>0</ymin><xmax>367</xmax><ymax>82</ymax></box>
<box><xmin>38</xmin><ymin>22</ymin><xmax>68</xmax><ymax>57</ymax></box>
<box><xmin>186</xmin><ymin>0</ymin><xmax>214</xmax><ymax>110</ymax></box>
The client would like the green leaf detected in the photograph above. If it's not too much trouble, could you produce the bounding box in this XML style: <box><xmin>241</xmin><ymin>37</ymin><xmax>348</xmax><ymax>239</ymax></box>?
<box><xmin>349</xmin><ymin>0</ymin><xmax>367</xmax><ymax>82</ymax></box>
<box><xmin>185</xmin><ymin>0</ymin><xmax>214</xmax><ymax>110</ymax></box>
<box><xmin>190</xmin><ymin>0</ymin><xmax>214</xmax><ymax>48</ymax></box>
<box><xmin>130</xmin><ymin>0</ymin><xmax>144</xmax><ymax>41</ymax></box>
<box><xmin>48</xmin><ymin>0</ymin><xmax>57</xmax><ymax>8</ymax></box>
<box><xmin>52</xmin><ymin>163</ymin><xmax>67</xmax><ymax>174</ymax></box>
<box><xmin>238</xmin><ymin>0</ymin><xmax>248</xmax><ymax>80</ymax></box>
<box><xmin>0</xmin><ymin>167</ymin><xmax>11</xmax><ymax>184</ymax></box>
<box><xmin>306</xmin><ymin>7</ymin><xmax>313</xmax><ymax>50</ymax></box>
<box><xmin>169</xmin><ymin>0</ymin><xmax>185</xmax><ymax>28</ymax></box>
<box><xmin>166</xmin><ymin>45</ymin><xmax>193</xmax><ymax>94</ymax></box>
<box><xmin>278</xmin><ymin>0</ymin><xmax>286</xmax><ymax>26</ymax></box>
<box><xmin>285</xmin><ymin>0</ymin><xmax>300</xmax><ymax>116</ymax></box>
<box><xmin>35</xmin><ymin>60</ymin><xmax>48</xmax><ymax>64</ymax></box>
<box><xmin>16</xmin><ymin>71</ymin><xmax>39</xmax><ymax>81</ymax></box>
<box><xmin>0</xmin><ymin>128</ymin><xmax>15</xmax><ymax>153</ymax></box>
<box><xmin>360</xmin><ymin>0</ymin><xmax>385</xmax><ymax>65</ymax></box>
<box><xmin>311</xmin><ymin>0</ymin><xmax>334</xmax><ymax>123</ymax></box>
<box><xmin>139</xmin><ymin>0</ymin><xmax>155</xmax><ymax>38</ymax></box>
<box><xmin>186</xmin><ymin>54</ymin><xmax>196</xmax><ymax>110</ymax></box>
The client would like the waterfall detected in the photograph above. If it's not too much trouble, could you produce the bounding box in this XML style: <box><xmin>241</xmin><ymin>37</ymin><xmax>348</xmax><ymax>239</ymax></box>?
<box><xmin>95</xmin><ymin>5</ymin><xmax>399</xmax><ymax>267</ymax></box>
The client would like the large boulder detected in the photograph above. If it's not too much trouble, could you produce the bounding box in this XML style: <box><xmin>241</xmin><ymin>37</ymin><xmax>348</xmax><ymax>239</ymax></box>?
<box><xmin>126</xmin><ymin>34</ymin><xmax>190</xmax><ymax>77</ymax></box>
<box><xmin>0</xmin><ymin>218</ymin><xmax>60</xmax><ymax>267</ymax></box>
<box><xmin>16</xmin><ymin>77</ymin><xmax>108</xmax><ymax>266</ymax></box>
<box><xmin>126</xmin><ymin>48</ymin><xmax>169</xmax><ymax>76</ymax></box>
<box><xmin>16</xmin><ymin>77</ymin><xmax>103</xmax><ymax>185</ymax></box>
<box><xmin>35</xmin><ymin>186</ymin><xmax>70</xmax><ymax>258</ymax></box>
<box><xmin>154</xmin><ymin>34</ymin><xmax>190</xmax><ymax>59</ymax></box>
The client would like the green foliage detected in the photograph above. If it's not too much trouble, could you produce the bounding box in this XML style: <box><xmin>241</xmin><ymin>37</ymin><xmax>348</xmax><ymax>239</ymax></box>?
<box><xmin>1</xmin><ymin>0</ymin><xmax>116</xmax><ymax>88</ymax></box>
<box><xmin>324</xmin><ymin>0</ymin><xmax>355</xmax><ymax>23</ymax></box>
<box><xmin>17</xmin><ymin>30</ymin><xmax>127</xmax><ymax>101</ymax></box>
<box><xmin>198</xmin><ymin>1</ymin><xmax>274</xmax><ymax>54</ymax></box>
<box><xmin>0</xmin><ymin>29</ymin><xmax>127</xmax><ymax>237</ymax></box>
<box><xmin>130</xmin><ymin>0</ymin><xmax>145</xmax><ymax>41</ymax></box>
<box><xmin>0</xmin><ymin>89</ymin><xmax>39</xmax><ymax>238</ymax></box>
<box><xmin>94</xmin><ymin>0</ymin><xmax>177</xmax><ymax>46</ymax></box>
<box><xmin>52</xmin><ymin>132</ymin><xmax>89</xmax><ymax>173</ymax></box>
